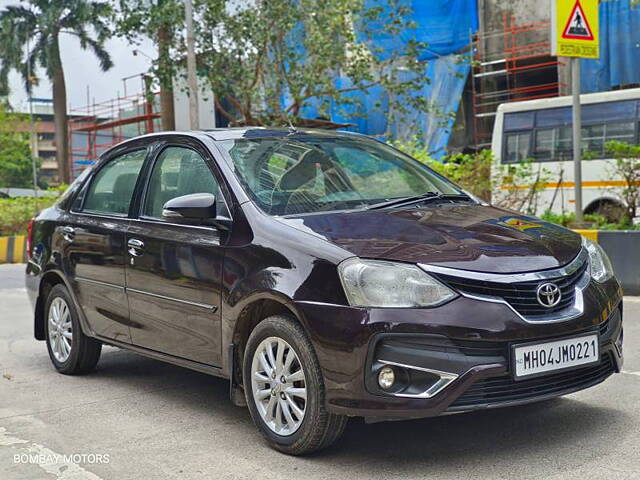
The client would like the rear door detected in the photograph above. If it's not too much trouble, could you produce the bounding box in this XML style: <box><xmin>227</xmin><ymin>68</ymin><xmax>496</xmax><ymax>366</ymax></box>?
<box><xmin>125</xmin><ymin>140</ymin><xmax>229</xmax><ymax>366</ymax></box>
<box><xmin>63</xmin><ymin>147</ymin><xmax>147</xmax><ymax>343</ymax></box>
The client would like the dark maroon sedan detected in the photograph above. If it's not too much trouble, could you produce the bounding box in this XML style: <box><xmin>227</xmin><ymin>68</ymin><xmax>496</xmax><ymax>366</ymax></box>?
<box><xmin>25</xmin><ymin>128</ymin><xmax>623</xmax><ymax>455</ymax></box>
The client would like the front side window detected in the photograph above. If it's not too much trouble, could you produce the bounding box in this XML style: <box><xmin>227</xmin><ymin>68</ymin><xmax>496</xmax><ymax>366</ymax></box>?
<box><xmin>144</xmin><ymin>146</ymin><xmax>226</xmax><ymax>219</ymax></box>
<box><xmin>219</xmin><ymin>135</ymin><xmax>462</xmax><ymax>216</ymax></box>
<box><xmin>82</xmin><ymin>149</ymin><xmax>146</xmax><ymax>215</ymax></box>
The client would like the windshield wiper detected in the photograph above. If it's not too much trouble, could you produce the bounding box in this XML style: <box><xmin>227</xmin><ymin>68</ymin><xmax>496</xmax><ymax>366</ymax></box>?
<box><xmin>365</xmin><ymin>192</ymin><xmax>471</xmax><ymax>211</ymax></box>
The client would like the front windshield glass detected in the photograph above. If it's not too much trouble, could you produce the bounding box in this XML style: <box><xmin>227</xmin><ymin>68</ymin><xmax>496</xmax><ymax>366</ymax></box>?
<box><xmin>218</xmin><ymin>134</ymin><xmax>464</xmax><ymax>216</ymax></box>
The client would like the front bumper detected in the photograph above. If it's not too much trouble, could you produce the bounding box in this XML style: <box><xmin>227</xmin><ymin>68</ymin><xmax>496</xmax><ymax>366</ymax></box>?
<box><xmin>295</xmin><ymin>277</ymin><xmax>623</xmax><ymax>421</ymax></box>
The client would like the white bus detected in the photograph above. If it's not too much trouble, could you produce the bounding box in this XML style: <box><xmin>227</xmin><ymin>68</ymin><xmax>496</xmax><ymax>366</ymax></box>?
<box><xmin>491</xmin><ymin>88</ymin><xmax>640</xmax><ymax>219</ymax></box>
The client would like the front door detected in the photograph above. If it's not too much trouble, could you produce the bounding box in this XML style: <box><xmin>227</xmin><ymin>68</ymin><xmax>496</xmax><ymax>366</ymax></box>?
<box><xmin>63</xmin><ymin>148</ymin><xmax>147</xmax><ymax>343</ymax></box>
<box><xmin>125</xmin><ymin>144</ymin><xmax>227</xmax><ymax>366</ymax></box>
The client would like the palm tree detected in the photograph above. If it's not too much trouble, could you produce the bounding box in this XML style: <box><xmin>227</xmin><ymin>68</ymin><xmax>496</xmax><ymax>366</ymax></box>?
<box><xmin>0</xmin><ymin>0</ymin><xmax>113</xmax><ymax>184</ymax></box>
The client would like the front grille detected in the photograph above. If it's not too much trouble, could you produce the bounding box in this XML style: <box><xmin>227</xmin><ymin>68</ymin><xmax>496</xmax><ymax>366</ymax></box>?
<box><xmin>434</xmin><ymin>260</ymin><xmax>588</xmax><ymax>318</ymax></box>
<box><xmin>449</xmin><ymin>353</ymin><xmax>614</xmax><ymax>409</ymax></box>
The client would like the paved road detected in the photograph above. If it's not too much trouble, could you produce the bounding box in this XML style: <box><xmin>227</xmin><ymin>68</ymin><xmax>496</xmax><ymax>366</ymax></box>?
<box><xmin>1</xmin><ymin>264</ymin><xmax>639</xmax><ymax>480</ymax></box>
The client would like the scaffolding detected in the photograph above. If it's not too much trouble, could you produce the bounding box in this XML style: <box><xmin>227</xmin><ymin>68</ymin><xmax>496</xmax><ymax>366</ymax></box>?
<box><xmin>471</xmin><ymin>15</ymin><xmax>566</xmax><ymax>149</ymax></box>
<box><xmin>68</xmin><ymin>76</ymin><xmax>161</xmax><ymax>178</ymax></box>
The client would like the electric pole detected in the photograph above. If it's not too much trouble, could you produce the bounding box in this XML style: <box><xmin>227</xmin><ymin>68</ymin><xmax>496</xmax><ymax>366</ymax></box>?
<box><xmin>185</xmin><ymin>0</ymin><xmax>199</xmax><ymax>130</ymax></box>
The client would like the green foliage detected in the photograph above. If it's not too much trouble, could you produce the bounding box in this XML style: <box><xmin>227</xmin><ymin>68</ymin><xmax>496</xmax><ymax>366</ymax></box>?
<box><xmin>0</xmin><ymin>192</ymin><xmax>59</xmax><ymax>236</ymax></box>
<box><xmin>115</xmin><ymin>0</ymin><xmax>182</xmax><ymax>91</ymax></box>
<box><xmin>196</xmin><ymin>0</ymin><xmax>430</xmax><ymax>128</ymax></box>
<box><xmin>392</xmin><ymin>138</ymin><xmax>551</xmax><ymax>215</ymax></box>
<box><xmin>0</xmin><ymin>107</ymin><xmax>39</xmax><ymax>188</ymax></box>
<box><xmin>540</xmin><ymin>209</ymin><xmax>640</xmax><ymax>231</ymax></box>
<box><xmin>604</xmin><ymin>140</ymin><xmax>640</xmax><ymax>223</ymax></box>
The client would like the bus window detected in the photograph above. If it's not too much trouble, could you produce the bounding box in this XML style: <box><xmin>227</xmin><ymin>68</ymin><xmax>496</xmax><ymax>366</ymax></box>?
<box><xmin>581</xmin><ymin>122</ymin><xmax>635</xmax><ymax>157</ymax></box>
<box><xmin>582</xmin><ymin>100</ymin><xmax>637</xmax><ymax>123</ymax></box>
<box><xmin>505</xmin><ymin>132</ymin><xmax>530</xmax><ymax>163</ymax></box>
<box><xmin>604</xmin><ymin>121</ymin><xmax>635</xmax><ymax>143</ymax></box>
<box><xmin>582</xmin><ymin>124</ymin><xmax>605</xmax><ymax>155</ymax></box>
<box><xmin>537</xmin><ymin>107</ymin><xmax>572</xmax><ymax>128</ymax></box>
<box><xmin>533</xmin><ymin>127</ymin><xmax>572</xmax><ymax>162</ymax></box>
<box><xmin>504</xmin><ymin>112</ymin><xmax>534</xmax><ymax>131</ymax></box>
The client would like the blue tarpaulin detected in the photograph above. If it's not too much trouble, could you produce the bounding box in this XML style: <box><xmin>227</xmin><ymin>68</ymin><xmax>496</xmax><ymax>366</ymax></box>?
<box><xmin>360</xmin><ymin>0</ymin><xmax>479</xmax><ymax>61</ymax></box>
<box><xmin>581</xmin><ymin>0</ymin><xmax>640</xmax><ymax>93</ymax></box>
<box><xmin>296</xmin><ymin>0</ymin><xmax>477</xmax><ymax>157</ymax></box>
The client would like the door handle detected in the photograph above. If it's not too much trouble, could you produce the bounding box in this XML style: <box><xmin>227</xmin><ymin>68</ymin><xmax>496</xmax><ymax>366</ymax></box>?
<box><xmin>127</xmin><ymin>238</ymin><xmax>145</xmax><ymax>256</ymax></box>
<box><xmin>62</xmin><ymin>226</ymin><xmax>75</xmax><ymax>243</ymax></box>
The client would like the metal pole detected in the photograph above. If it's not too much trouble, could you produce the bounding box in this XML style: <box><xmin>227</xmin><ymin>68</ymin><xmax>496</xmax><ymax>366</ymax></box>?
<box><xmin>571</xmin><ymin>57</ymin><xmax>583</xmax><ymax>223</ymax></box>
<box><xmin>185</xmin><ymin>0</ymin><xmax>199</xmax><ymax>130</ymax></box>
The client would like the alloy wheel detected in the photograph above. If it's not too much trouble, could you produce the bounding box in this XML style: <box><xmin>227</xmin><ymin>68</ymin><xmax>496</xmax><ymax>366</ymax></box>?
<box><xmin>48</xmin><ymin>297</ymin><xmax>73</xmax><ymax>363</ymax></box>
<box><xmin>250</xmin><ymin>336</ymin><xmax>307</xmax><ymax>436</ymax></box>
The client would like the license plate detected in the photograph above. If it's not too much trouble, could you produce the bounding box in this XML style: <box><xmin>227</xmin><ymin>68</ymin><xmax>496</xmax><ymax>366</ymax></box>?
<box><xmin>513</xmin><ymin>333</ymin><xmax>599</xmax><ymax>379</ymax></box>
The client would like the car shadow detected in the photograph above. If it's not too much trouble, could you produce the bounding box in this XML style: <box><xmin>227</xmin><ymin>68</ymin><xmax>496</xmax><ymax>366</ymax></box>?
<box><xmin>92</xmin><ymin>347</ymin><xmax>629</xmax><ymax>470</ymax></box>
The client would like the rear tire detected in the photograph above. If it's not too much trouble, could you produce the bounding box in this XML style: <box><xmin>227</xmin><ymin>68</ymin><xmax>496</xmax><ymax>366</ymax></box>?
<box><xmin>44</xmin><ymin>284</ymin><xmax>102</xmax><ymax>375</ymax></box>
<box><xmin>243</xmin><ymin>315</ymin><xmax>347</xmax><ymax>455</ymax></box>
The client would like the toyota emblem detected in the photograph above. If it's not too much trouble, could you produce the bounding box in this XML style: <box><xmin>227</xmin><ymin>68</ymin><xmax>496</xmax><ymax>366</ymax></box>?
<box><xmin>536</xmin><ymin>282</ymin><xmax>562</xmax><ymax>308</ymax></box>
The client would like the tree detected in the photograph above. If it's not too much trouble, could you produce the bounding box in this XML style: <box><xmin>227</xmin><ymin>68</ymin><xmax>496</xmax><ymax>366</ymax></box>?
<box><xmin>0</xmin><ymin>0</ymin><xmax>113</xmax><ymax>184</ymax></box>
<box><xmin>116</xmin><ymin>0</ymin><xmax>183</xmax><ymax>130</ymax></box>
<box><xmin>196</xmin><ymin>0</ymin><xmax>429</xmax><ymax>128</ymax></box>
<box><xmin>0</xmin><ymin>106</ymin><xmax>39</xmax><ymax>188</ymax></box>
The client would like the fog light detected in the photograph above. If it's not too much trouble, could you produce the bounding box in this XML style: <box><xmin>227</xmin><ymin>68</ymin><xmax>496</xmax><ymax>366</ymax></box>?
<box><xmin>377</xmin><ymin>366</ymin><xmax>395</xmax><ymax>390</ymax></box>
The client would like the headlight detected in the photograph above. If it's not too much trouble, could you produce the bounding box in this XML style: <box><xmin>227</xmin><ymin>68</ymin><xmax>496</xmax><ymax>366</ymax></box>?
<box><xmin>338</xmin><ymin>258</ymin><xmax>457</xmax><ymax>308</ymax></box>
<box><xmin>582</xmin><ymin>237</ymin><xmax>614</xmax><ymax>283</ymax></box>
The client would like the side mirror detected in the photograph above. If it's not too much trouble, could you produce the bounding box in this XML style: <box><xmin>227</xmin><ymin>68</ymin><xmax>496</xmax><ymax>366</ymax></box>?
<box><xmin>162</xmin><ymin>193</ymin><xmax>217</xmax><ymax>221</ymax></box>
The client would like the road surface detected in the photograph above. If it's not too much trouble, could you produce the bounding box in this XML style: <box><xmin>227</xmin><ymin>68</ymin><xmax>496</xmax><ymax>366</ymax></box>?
<box><xmin>1</xmin><ymin>264</ymin><xmax>639</xmax><ymax>479</ymax></box>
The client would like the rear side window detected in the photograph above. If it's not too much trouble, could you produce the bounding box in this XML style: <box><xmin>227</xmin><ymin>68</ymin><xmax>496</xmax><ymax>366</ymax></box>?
<box><xmin>143</xmin><ymin>146</ymin><xmax>227</xmax><ymax>219</ymax></box>
<box><xmin>82</xmin><ymin>150</ymin><xmax>146</xmax><ymax>215</ymax></box>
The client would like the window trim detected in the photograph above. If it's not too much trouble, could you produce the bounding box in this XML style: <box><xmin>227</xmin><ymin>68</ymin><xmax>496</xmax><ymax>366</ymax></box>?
<box><xmin>71</xmin><ymin>147</ymin><xmax>149</xmax><ymax>218</ymax></box>
<box><xmin>137</xmin><ymin>143</ymin><xmax>232</xmax><ymax>225</ymax></box>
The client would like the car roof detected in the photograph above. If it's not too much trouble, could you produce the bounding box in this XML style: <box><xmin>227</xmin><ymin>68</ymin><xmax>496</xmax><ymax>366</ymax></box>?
<box><xmin>99</xmin><ymin>128</ymin><xmax>368</xmax><ymax>160</ymax></box>
<box><xmin>202</xmin><ymin>127</ymin><xmax>364</xmax><ymax>141</ymax></box>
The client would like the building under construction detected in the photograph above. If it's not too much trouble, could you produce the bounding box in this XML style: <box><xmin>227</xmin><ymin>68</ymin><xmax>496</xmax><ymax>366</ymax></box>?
<box><xmin>68</xmin><ymin>87</ymin><xmax>161</xmax><ymax>179</ymax></box>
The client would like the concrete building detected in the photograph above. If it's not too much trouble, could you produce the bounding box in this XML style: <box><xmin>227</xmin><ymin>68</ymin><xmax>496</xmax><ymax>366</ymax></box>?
<box><xmin>12</xmin><ymin>101</ymin><xmax>59</xmax><ymax>185</ymax></box>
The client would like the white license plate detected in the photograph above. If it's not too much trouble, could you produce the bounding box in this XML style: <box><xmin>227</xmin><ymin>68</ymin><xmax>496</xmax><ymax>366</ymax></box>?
<box><xmin>513</xmin><ymin>333</ymin><xmax>599</xmax><ymax>379</ymax></box>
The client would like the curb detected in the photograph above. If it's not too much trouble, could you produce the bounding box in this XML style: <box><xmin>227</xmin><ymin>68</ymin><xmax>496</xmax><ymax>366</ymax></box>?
<box><xmin>0</xmin><ymin>235</ymin><xmax>27</xmax><ymax>264</ymax></box>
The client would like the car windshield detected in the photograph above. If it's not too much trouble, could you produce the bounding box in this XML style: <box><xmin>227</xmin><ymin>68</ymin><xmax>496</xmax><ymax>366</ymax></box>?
<box><xmin>218</xmin><ymin>134</ymin><xmax>465</xmax><ymax>216</ymax></box>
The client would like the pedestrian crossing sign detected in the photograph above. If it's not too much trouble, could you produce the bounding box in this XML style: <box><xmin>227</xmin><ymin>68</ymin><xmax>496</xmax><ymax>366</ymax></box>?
<box><xmin>551</xmin><ymin>0</ymin><xmax>599</xmax><ymax>59</ymax></box>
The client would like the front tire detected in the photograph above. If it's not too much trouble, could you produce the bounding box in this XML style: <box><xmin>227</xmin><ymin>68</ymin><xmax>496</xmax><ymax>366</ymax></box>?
<box><xmin>44</xmin><ymin>284</ymin><xmax>102</xmax><ymax>375</ymax></box>
<box><xmin>243</xmin><ymin>315</ymin><xmax>347</xmax><ymax>455</ymax></box>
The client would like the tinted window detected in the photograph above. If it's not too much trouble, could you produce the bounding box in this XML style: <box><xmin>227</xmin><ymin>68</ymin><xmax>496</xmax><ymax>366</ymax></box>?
<box><xmin>504</xmin><ymin>112</ymin><xmax>534</xmax><ymax>131</ymax></box>
<box><xmin>82</xmin><ymin>150</ymin><xmax>146</xmax><ymax>215</ymax></box>
<box><xmin>582</xmin><ymin>100</ymin><xmax>637</xmax><ymax>124</ymax></box>
<box><xmin>536</xmin><ymin>108</ymin><xmax>572</xmax><ymax>128</ymax></box>
<box><xmin>504</xmin><ymin>132</ymin><xmax>531</xmax><ymax>164</ymax></box>
<box><xmin>144</xmin><ymin>146</ymin><xmax>226</xmax><ymax>219</ymax></box>
<box><xmin>533</xmin><ymin>126</ymin><xmax>572</xmax><ymax>162</ymax></box>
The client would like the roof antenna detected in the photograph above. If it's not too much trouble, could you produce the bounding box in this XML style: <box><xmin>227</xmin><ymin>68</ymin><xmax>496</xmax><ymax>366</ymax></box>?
<box><xmin>286</xmin><ymin>115</ymin><xmax>298</xmax><ymax>134</ymax></box>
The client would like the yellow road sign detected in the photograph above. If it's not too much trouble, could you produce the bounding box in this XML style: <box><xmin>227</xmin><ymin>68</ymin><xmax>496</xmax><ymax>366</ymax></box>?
<box><xmin>551</xmin><ymin>0</ymin><xmax>599</xmax><ymax>59</ymax></box>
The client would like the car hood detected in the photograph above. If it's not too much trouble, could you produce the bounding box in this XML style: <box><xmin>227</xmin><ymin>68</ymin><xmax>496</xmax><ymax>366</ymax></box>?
<box><xmin>277</xmin><ymin>204</ymin><xmax>583</xmax><ymax>273</ymax></box>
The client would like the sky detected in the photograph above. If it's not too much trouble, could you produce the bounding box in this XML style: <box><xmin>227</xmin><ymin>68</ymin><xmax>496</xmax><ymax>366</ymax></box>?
<box><xmin>2</xmin><ymin>0</ymin><xmax>155</xmax><ymax>112</ymax></box>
